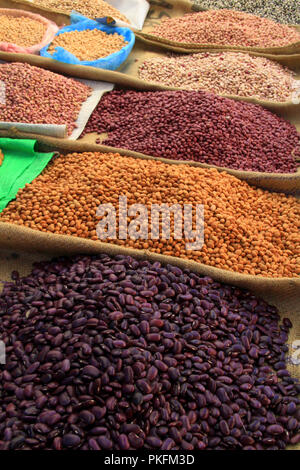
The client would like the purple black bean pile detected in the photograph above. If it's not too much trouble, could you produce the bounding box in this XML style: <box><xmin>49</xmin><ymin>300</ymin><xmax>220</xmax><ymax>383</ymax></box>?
<box><xmin>0</xmin><ymin>254</ymin><xmax>299</xmax><ymax>450</ymax></box>
<box><xmin>80</xmin><ymin>90</ymin><xmax>300</xmax><ymax>174</ymax></box>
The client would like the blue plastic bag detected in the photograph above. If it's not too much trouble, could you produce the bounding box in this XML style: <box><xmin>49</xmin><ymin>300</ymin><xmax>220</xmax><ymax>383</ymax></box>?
<box><xmin>40</xmin><ymin>17</ymin><xmax>135</xmax><ymax>70</ymax></box>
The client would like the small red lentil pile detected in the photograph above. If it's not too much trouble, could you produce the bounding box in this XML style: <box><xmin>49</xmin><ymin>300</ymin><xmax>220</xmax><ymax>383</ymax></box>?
<box><xmin>81</xmin><ymin>90</ymin><xmax>299</xmax><ymax>173</ymax></box>
<box><xmin>0</xmin><ymin>63</ymin><xmax>92</xmax><ymax>135</ymax></box>
<box><xmin>149</xmin><ymin>10</ymin><xmax>300</xmax><ymax>48</ymax></box>
<box><xmin>1</xmin><ymin>151</ymin><xmax>299</xmax><ymax>278</ymax></box>
<box><xmin>48</xmin><ymin>29</ymin><xmax>128</xmax><ymax>61</ymax></box>
<box><xmin>0</xmin><ymin>15</ymin><xmax>47</xmax><ymax>47</ymax></box>
<box><xmin>138</xmin><ymin>52</ymin><xmax>298</xmax><ymax>103</ymax></box>
<box><xmin>31</xmin><ymin>0</ymin><xmax>129</xmax><ymax>23</ymax></box>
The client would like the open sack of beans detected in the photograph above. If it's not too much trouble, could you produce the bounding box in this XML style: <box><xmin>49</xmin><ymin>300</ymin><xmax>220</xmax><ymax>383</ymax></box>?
<box><xmin>137</xmin><ymin>51</ymin><xmax>300</xmax><ymax>105</ymax></box>
<box><xmin>196</xmin><ymin>0</ymin><xmax>299</xmax><ymax>24</ymax></box>
<box><xmin>0</xmin><ymin>146</ymin><xmax>299</xmax><ymax>286</ymax></box>
<box><xmin>0</xmin><ymin>8</ymin><xmax>58</xmax><ymax>54</ymax></box>
<box><xmin>13</xmin><ymin>0</ymin><xmax>150</xmax><ymax>30</ymax></box>
<box><xmin>40</xmin><ymin>18</ymin><xmax>135</xmax><ymax>70</ymax></box>
<box><xmin>0</xmin><ymin>62</ymin><xmax>114</xmax><ymax>139</ymax></box>
<box><xmin>138</xmin><ymin>1</ymin><xmax>300</xmax><ymax>54</ymax></box>
<box><xmin>79</xmin><ymin>89</ymin><xmax>300</xmax><ymax>179</ymax></box>
<box><xmin>0</xmin><ymin>250</ymin><xmax>299</xmax><ymax>450</ymax></box>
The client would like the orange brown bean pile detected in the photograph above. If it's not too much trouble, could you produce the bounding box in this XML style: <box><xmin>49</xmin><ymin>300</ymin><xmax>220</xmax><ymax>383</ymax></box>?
<box><xmin>48</xmin><ymin>29</ymin><xmax>128</xmax><ymax>61</ymax></box>
<box><xmin>0</xmin><ymin>14</ymin><xmax>46</xmax><ymax>47</ymax></box>
<box><xmin>149</xmin><ymin>10</ymin><xmax>300</xmax><ymax>48</ymax></box>
<box><xmin>138</xmin><ymin>52</ymin><xmax>298</xmax><ymax>103</ymax></box>
<box><xmin>0</xmin><ymin>63</ymin><xmax>92</xmax><ymax>135</ymax></box>
<box><xmin>1</xmin><ymin>152</ymin><xmax>299</xmax><ymax>279</ymax></box>
<box><xmin>31</xmin><ymin>0</ymin><xmax>129</xmax><ymax>23</ymax></box>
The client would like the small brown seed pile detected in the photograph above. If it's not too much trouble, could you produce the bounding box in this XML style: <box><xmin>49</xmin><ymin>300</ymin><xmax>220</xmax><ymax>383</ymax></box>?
<box><xmin>138</xmin><ymin>52</ymin><xmax>298</xmax><ymax>103</ymax></box>
<box><xmin>193</xmin><ymin>0</ymin><xmax>300</xmax><ymax>24</ymax></box>
<box><xmin>48</xmin><ymin>29</ymin><xmax>128</xmax><ymax>61</ymax></box>
<box><xmin>0</xmin><ymin>15</ymin><xmax>46</xmax><ymax>47</ymax></box>
<box><xmin>31</xmin><ymin>0</ymin><xmax>129</xmax><ymax>23</ymax></box>
<box><xmin>0</xmin><ymin>63</ymin><xmax>92</xmax><ymax>135</ymax></box>
<box><xmin>150</xmin><ymin>10</ymin><xmax>300</xmax><ymax>48</ymax></box>
<box><xmin>0</xmin><ymin>254</ymin><xmax>299</xmax><ymax>450</ymax></box>
<box><xmin>1</xmin><ymin>152</ymin><xmax>299</xmax><ymax>278</ymax></box>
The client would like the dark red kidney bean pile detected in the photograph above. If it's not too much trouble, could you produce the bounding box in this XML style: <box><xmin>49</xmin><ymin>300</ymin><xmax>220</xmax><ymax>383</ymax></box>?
<box><xmin>0</xmin><ymin>254</ymin><xmax>299</xmax><ymax>451</ymax></box>
<box><xmin>80</xmin><ymin>90</ymin><xmax>299</xmax><ymax>174</ymax></box>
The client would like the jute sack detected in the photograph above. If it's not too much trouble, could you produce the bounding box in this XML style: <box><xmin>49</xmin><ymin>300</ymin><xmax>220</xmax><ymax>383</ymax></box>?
<box><xmin>0</xmin><ymin>1</ymin><xmax>298</xmax><ymax>103</ymax></box>
<box><xmin>0</xmin><ymin>1</ymin><xmax>299</xmax><ymax>114</ymax></box>
<box><xmin>0</xmin><ymin>104</ymin><xmax>299</xmax><ymax>193</ymax></box>
<box><xmin>136</xmin><ymin>0</ymin><xmax>300</xmax><ymax>55</ymax></box>
<box><xmin>0</xmin><ymin>138</ymin><xmax>299</xmax><ymax>296</ymax></box>
<box><xmin>0</xmin><ymin>248</ymin><xmax>299</xmax><ymax>450</ymax></box>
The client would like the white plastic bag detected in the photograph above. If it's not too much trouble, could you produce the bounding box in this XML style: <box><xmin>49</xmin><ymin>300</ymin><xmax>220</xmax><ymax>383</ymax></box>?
<box><xmin>106</xmin><ymin>0</ymin><xmax>150</xmax><ymax>30</ymax></box>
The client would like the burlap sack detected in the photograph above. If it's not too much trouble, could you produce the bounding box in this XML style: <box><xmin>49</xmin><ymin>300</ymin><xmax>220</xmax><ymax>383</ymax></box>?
<box><xmin>0</xmin><ymin>1</ymin><xmax>298</xmax><ymax>110</ymax></box>
<box><xmin>0</xmin><ymin>8</ymin><xmax>59</xmax><ymax>54</ymax></box>
<box><xmin>0</xmin><ymin>1</ymin><xmax>299</xmax><ymax>115</ymax></box>
<box><xmin>0</xmin><ymin>138</ymin><xmax>299</xmax><ymax>292</ymax></box>
<box><xmin>0</xmin><ymin>109</ymin><xmax>299</xmax><ymax>193</ymax></box>
<box><xmin>0</xmin><ymin>135</ymin><xmax>299</xmax><ymax>451</ymax></box>
<box><xmin>136</xmin><ymin>0</ymin><xmax>300</xmax><ymax>55</ymax></box>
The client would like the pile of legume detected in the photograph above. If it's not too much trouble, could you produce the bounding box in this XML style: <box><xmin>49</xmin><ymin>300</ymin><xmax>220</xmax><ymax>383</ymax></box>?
<box><xmin>194</xmin><ymin>0</ymin><xmax>300</xmax><ymax>25</ymax></box>
<box><xmin>31</xmin><ymin>0</ymin><xmax>129</xmax><ymax>23</ymax></box>
<box><xmin>0</xmin><ymin>63</ymin><xmax>92</xmax><ymax>135</ymax></box>
<box><xmin>48</xmin><ymin>29</ymin><xmax>128</xmax><ymax>61</ymax></box>
<box><xmin>0</xmin><ymin>15</ymin><xmax>46</xmax><ymax>47</ymax></box>
<box><xmin>81</xmin><ymin>90</ymin><xmax>299</xmax><ymax>173</ymax></box>
<box><xmin>1</xmin><ymin>152</ymin><xmax>299</xmax><ymax>278</ymax></box>
<box><xmin>149</xmin><ymin>10</ymin><xmax>300</xmax><ymax>47</ymax></box>
<box><xmin>0</xmin><ymin>254</ymin><xmax>299</xmax><ymax>450</ymax></box>
<box><xmin>138</xmin><ymin>52</ymin><xmax>298</xmax><ymax>103</ymax></box>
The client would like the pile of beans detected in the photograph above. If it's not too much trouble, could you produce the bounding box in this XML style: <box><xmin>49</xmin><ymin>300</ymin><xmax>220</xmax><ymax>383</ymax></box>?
<box><xmin>0</xmin><ymin>253</ymin><xmax>299</xmax><ymax>450</ymax></box>
<box><xmin>0</xmin><ymin>63</ymin><xmax>92</xmax><ymax>135</ymax></box>
<box><xmin>1</xmin><ymin>152</ymin><xmax>299</xmax><ymax>278</ymax></box>
<box><xmin>149</xmin><ymin>10</ymin><xmax>300</xmax><ymax>48</ymax></box>
<box><xmin>48</xmin><ymin>29</ymin><xmax>128</xmax><ymax>61</ymax></box>
<box><xmin>195</xmin><ymin>0</ymin><xmax>300</xmax><ymax>24</ymax></box>
<box><xmin>81</xmin><ymin>90</ymin><xmax>299</xmax><ymax>173</ymax></box>
<box><xmin>31</xmin><ymin>0</ymin><xmax>129</xmax><ymax>23</ymax></box>
<box><xmin>138</xmin><ymin>52</ymin><xmax>298</xmax><ymax>103</ymax></box>
<box><xmin>0</xmin><ymin>14</ymin><xmax>46</xmax><ymax>47</ymax></box>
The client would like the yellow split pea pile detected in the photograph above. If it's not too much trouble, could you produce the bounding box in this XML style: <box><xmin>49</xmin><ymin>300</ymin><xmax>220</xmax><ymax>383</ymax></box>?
<box><xmin>48</xmin><ymin>29</ymin><xmax>128</xmax><ymax>61</ymax></box>
<box><xmin>1</xmin><ymin>152</ymin><xmax>299</xmax><ymax>278</ymax></box>
<box><xmin>0</xmin><ymin>15</ymin><xmax>46</xmax><ymax>47</ymax></box>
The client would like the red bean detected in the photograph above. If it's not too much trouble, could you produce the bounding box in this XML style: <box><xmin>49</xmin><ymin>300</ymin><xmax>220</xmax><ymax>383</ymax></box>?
<box><xmin>81</xmin><ymin>90</ymin><xmax>299</xmax><ymax>173</ymax></box>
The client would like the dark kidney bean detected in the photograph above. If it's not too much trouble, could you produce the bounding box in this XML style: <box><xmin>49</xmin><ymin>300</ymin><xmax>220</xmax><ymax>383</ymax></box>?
<box><xmin>0</xmin><ymin>254</ymin><xmax>298</xmax><ymax>451</ymax></box>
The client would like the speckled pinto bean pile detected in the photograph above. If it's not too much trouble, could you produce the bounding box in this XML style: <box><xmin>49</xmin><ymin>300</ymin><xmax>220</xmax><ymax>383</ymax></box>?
<box><xmin>0</xmin><ymin>63</ymin><xmax>92</xmax><ymax>135</ymax></box>
<box><xmin>0</xmin><ymin>15</ymin><xmax>46</xmax><ymax>47</ymax></box>
<box><xmin>149</xmin><ymin>10</ymin><xmax>300</xmax><ymax>47</ymax></box>
<box><xmin>196</xmin><ymin>0</ymin><xmax>300</xmax><ymax>24</ymax></box>
<box><xmin>138</xmin><ymin>52</ymin><xmax>298</xmax><ymax>103</ymax></box>
<box><xmin>0</xmin><ymin>253</ymin><xmax>299</xmax><ymax>450</ymax></box>
<box><xmin>81</xmin><ymin>90</ymin><xmax>299</xmax><ymax>173</ymax></box>
<box><xmin>48</xmin><ymin>29</ymin><xmax>128</xmax><ymax>61</ymax></box>
<box><xmin>31</xmin><ymin>0</ymin><xmax>129</xmax><ymax>23</ymax></box>
<box><xmin>1</xmin><ymin>152</ymin><xmax>299</xmax><ymax>278</ymax></box>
